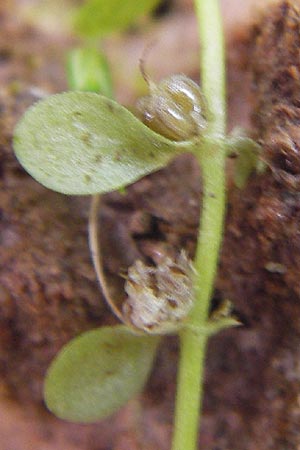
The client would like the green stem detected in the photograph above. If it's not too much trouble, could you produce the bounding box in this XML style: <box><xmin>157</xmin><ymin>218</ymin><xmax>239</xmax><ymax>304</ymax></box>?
<box><xmin>171</xmin><ymin>1</ymin><xmax>226</xmax><ymax>449</ymax></box>
<box><xmin>195</xmin><ymin>0</ymin><xmax>226</xmax><ymax>137</ymax></box>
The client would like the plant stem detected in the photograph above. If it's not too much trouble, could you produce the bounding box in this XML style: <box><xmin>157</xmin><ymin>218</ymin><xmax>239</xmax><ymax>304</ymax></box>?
<box><xmin>195</xmin><ymin>0</ymin><xmax>226</xmax><ymax>137</ymax></box>
<box><xmin>171</xmin><ymin>1</ymin><xmax>226</xmax><ymax>450</ymax></box>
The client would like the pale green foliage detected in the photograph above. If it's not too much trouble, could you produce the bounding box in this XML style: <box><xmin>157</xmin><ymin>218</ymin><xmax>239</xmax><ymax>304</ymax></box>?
<box><xmin>74</xmin><ymin>0</ymin><xmax>161</xmax><ymax>37</ymax></box>
<box><xmin>67</xmin><ymin>47</ymin><xmax>113</xmax><ymax>97</ymax></box>
<box><xmin>13</xmin><ymin>92</ymin><xmax>192</xmax><ymax>195</ymax></box>
<box><xmin>44</xmin><ymin>326</ymin><xmax>159</xmax><ymax>422</ymax></box>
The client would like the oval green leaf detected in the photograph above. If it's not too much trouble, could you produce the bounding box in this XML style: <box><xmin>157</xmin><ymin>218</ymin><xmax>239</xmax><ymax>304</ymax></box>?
<box><xmin>44</xmin><ymin>326</ymin><xmax>159</xmax><ymax>423</ymax></box>
<box><xmin>74</xmin><ymin>0</ymin><xmax>161</xmax><ymax>37</ymax></box>
<box><xmin>13</xmin><ymin>92</ymin><xmax>191</xmax><ymax>195</ymax></box>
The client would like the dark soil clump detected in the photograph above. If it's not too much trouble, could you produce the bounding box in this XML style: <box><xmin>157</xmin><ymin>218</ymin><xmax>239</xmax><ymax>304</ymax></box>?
<box><xmin>252</xmin><ymin>0</ymin><xmax>300</xmax><ymax>190</ymax></box>
<box><xmin>214</xmin><ymin>1</ymin><xmax>300</xmax><ymax>448</ymax></box>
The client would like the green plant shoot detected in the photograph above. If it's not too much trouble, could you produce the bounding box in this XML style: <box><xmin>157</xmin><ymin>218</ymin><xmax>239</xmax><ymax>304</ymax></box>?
<box><xmin>12</xmin><ymin>0</ymin><xmax>260</xmax><ymax>448</ymax></box>
<box><xmin>67</xmin><ymin>47</ymin><xmax>114</xmax><ymax>97</ymax></box>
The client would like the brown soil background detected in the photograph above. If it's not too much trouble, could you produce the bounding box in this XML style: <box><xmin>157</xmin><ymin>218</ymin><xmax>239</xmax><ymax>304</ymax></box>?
<box><xmin>1</xmin><ymin>0</ymin><xmax>300</xmax><ymax>449</ymax></box>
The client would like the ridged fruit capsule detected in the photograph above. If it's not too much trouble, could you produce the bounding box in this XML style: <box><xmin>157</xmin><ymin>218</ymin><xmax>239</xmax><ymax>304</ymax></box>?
<box><xmin>136</xmin><ymin>73</ymin><xmax>207</xmax><ymax>141</ymax></box>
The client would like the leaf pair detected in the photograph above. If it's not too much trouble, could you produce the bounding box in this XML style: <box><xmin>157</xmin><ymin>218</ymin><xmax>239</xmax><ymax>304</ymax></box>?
<box><xmin>12</xmin><ymin>86</ymin><xmax>197</xmax><ymax>424</ymax></box>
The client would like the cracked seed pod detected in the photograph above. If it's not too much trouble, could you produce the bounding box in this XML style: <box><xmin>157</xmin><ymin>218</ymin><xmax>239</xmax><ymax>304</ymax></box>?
<box><xmin>123</xmin><ymin>251</ymin><xmax>195</xmax><ymax>334</ymax></box>
<box><xmin>136</xmin><ymin>74</ymin><xmax>207</xmax><ymax>141</ymax></box>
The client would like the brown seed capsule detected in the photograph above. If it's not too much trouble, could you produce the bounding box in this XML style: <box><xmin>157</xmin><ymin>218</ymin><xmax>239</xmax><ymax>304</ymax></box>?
<box><xmin>123</xmin><ymin>251</ymin><xmax>195</xmax><ymax>334</ymax></box>
<box><xmin>136</xmin><ymin>74</ymin><xmax>207</xmax><ymax>141</ymax></box>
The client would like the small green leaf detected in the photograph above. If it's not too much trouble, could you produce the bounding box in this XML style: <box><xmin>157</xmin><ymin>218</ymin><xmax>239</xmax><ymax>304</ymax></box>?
<box><xmin>74</xmin><ymin>0</ymin><xmax>161</xmax><ymax>37</ymax></box>
<box><xmin>225</xmin><ymin>134</ymin><xmax>262</xmax><ymax>189</ymax></box>
<box><xmin>13</xmin><ymin>92</ymin><xmax>192</xmax><ymax>195</ymax></box>
<box><xmin>234</xmin><ymin>142</ymin><xmax>258</xmax><ymax>189</ymax></box>
<box><xmin>185</xmin><ymin>299</ymin><xmax>241</xmax><ymax>337</ymax></box>
<box><xmin>185</xmin><ymin>317</ymin><xmax>240</xmax><ymax>337</ymax></box>
<box><xmin>44</xmin><ymin>326</ymin><xmax>159</xmax><ymax>423</ymax></box>
<box><xmin>67</xmin><ymin>47</ymin><xmax>113</xmax><ymax>97</ymax></box>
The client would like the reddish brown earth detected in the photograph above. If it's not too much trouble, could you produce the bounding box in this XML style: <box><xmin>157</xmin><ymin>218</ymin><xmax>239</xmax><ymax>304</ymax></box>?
<box><xmin>1</xmin><ymin>0</ymin><xmax>300</xmax><ymax>449</ymax></box>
